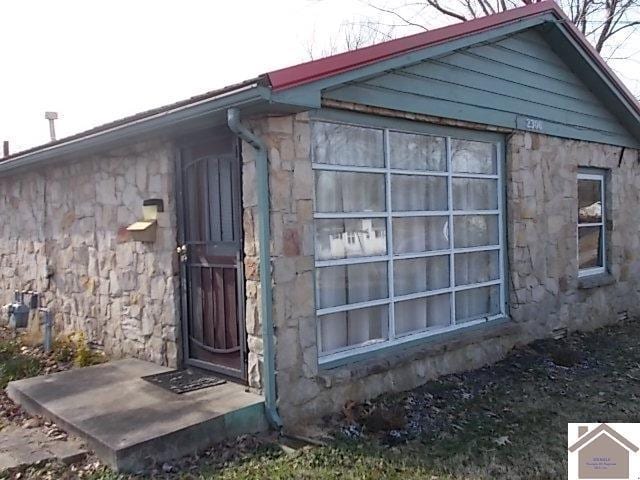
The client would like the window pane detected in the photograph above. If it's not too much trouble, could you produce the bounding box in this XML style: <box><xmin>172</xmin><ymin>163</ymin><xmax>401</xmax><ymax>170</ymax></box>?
<box><xmin>316</xmin><ymin>262</ymin><xmax>388</xmax><ymax>309</ymax></box>
<box><xmin>395</xmin><ymin>294</ymin><xmax>451</xmax><ymax>336</ymax></box>
<box><xmin>391</xmin><ymin>175</ymin><xmax>447</xmax><ymax>211</ymax></box>
<box><xmin>578</xmin><ymin>226</ymin><xmax>603</xmax><ymax>269</ymax></box>
<box><xmin>451</xmin><ymin>139</ymin><xmax>497</xmax><ymax>174</ymax></box>
<box><xmin>315</xmin><ymin>171</ymin><xmax>385</xmax><ymax>213</ymax></box>
<box><xmin>578</xmin><ymin>179</ymin><xmax>602</xmax><ymax>223</ymax></box>
<box><xmin>389</xmin><ymin>131</ymin><xmax>446</xmax><ymax>171</ymax></box>
<box><xmin>393</xmin><ymin>216</ymin><xmax>449</xmax><ymax>254</ymax></box>
<box><xmin>452</xmin><ymin>178</ymin><xmax>498</xmax><ymax>211</ymax></box>
<box><xmin>453</xmin><ymin>215</ymin><xmax>499</xmax><ymax>248</ymax></box>
<box><xmin>455</xmin><ymin>250</ymin><xmax>499</xmax><ymax>286</ymax></box>
<box><xmin>394</xmin><ymin>256</ymin><xmax>450</xmax><ymax>296</ymax></box>
<box><xmin>319</xmin><ymin>305</ymin><xmax>389</xmax><ymax>353</ymax></box>
<box><xmin>312</xmin><ymin>122</ymin><xmax>384</xmax><ymax>167</ymax></box>
<box><xmin>455</xmin><ymin>285</ymin><xmax>500</xmax><ymax>323</ymax></box>
<box><xmin>315</xmin><ymin>218</ymin><xmax>387</xmax><ymax>261</ymax></box>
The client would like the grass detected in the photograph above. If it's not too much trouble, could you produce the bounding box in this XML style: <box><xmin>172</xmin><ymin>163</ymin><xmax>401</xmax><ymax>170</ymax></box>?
<box><xmin>0</xmin><ymin>339</ymin><xmax>41</xmax><ymax>389</ymax></box>
<box><xmin>7</xmin><ymin>319</ymin><xmax>640</xmax><ymax>479</ymax></box>
<box><xmin>204</xmin><ymin>319</ymin><xmax>640</xmax><ymax>479</ymax></box>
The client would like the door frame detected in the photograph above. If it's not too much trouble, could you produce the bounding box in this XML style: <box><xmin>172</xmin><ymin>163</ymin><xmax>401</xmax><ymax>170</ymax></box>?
<box><xmin>174</xmin><ymin>129</ymin><xmax>247</xmax><ymax>381</ymax></box>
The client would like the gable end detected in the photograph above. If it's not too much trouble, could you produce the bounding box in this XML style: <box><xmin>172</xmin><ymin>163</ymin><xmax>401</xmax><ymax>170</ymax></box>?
<box><xmin>324</xmin><ymin>27</ymin><xmax>639</xmax><ymax>148</ymax></box>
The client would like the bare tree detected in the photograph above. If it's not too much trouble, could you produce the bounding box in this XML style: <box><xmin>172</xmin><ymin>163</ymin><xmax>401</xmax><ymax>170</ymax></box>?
<box><xmin>363</xmin><ymin>0</ymin><xmax>640</xmax><ymax>54</ymax></box>
<box><xmin>304</xmin><ymin>19</ymin><xmax>395</xmax><ymax>59</ymax></box>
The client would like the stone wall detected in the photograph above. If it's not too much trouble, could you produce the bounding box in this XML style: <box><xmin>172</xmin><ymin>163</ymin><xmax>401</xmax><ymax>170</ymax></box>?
<box><xmin>0</xmin><ymin>139</ymin><xmax>180</xmax><ymax>366</ymax></box>
<box><xmin>507</xmin><ymin>132</ymin><xmax>640</xmax><ymax>332</ymax></box>
<box><xmin>240</xmin><ymin>113</ymin><xmax>315</xmax><ymax>389</ymax></box>
<box><xmin>244</xmin><ymin>109</ymin><xmax>640</xmax><ymax>430</ymax></box>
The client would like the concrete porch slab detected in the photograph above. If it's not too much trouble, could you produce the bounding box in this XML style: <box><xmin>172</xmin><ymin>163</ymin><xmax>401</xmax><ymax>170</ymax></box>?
<box><xmin>7</xmin><ymin>359</ymin><xmax>268</xmax><ymax>473</ymax></box>
<box><xmin>0</xmin><ymin>424</ymin><xmax>87</xmax><ymax>471</ymax></box>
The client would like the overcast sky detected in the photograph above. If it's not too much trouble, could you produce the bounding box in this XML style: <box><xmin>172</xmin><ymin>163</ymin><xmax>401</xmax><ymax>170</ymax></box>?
<box><xmin>1</xmin><ymin>0</ymin><xmax>638</xmax><ymax>153</ymax></box>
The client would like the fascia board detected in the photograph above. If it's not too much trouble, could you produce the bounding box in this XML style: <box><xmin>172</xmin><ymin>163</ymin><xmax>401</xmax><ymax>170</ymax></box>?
<box><xmin>0</xmin><ymin>85</ymin><xmax>271</xmax><ymax>176</ymax></box>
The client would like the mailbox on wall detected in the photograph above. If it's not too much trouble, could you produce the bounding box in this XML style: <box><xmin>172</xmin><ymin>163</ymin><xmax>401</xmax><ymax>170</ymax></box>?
<box><xmin>126</xmin><ymin>199</ymin><xmax>163</xmax><ymax>242</ymax></box>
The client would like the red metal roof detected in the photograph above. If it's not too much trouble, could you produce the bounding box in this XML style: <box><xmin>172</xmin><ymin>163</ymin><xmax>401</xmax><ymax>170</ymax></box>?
<box><xmin>265</xmin><ymin>0</ymin><xmax>640</xmax><ymax>117</ymax></box>
<box><xmin>3</xmin><ymin>0</ymin><xmax>638</xmax><ymax>166</ymax></box>
<box><xmin>266</xmin><ymin>1</ymin><xmax>563</xmax><ymax>91</ymax></box>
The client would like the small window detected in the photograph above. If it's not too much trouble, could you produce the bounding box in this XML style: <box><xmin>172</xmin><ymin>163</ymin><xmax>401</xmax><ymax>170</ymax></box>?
<box><xmin>577</xmin><ymin>170</ymin><xmax>606</xmax><ymax>277</ymax></box>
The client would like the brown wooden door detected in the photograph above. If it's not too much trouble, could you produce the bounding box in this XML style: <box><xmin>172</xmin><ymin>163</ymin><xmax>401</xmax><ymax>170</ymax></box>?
<box><xmin>177</xmin><ymin>132</ymin><xmax>246</xmax><ymax>380</ymax></box>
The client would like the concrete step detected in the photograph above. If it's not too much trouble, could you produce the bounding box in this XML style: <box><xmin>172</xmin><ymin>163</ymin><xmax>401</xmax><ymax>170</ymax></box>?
<box><xmin>0</xmin><ymin>424</ymin><xmax>88</xmax><ymax>471</ymax></box>
<box><xmin>7</xmin><ymin>359</ymin><xmax>268</xmax><ymax>472</ymax></box>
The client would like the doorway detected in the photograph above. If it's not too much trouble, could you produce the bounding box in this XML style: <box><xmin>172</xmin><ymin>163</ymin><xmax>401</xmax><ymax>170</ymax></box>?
<box><xmin>176</xmin><ymin>130</ymin><xmax>246</xmax><ymax>380</ymax></box>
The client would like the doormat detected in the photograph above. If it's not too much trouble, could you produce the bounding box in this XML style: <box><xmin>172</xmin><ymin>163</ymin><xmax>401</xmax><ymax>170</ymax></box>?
<box><xmin>142</xmin><ymin>369</ymin><xmax>226</xmax><ymax>394</ymax></box>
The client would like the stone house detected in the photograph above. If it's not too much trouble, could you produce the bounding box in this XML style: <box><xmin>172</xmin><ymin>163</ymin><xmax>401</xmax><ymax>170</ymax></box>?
<box><xmin>1</xmin><ymin>1</ymin><xmax>640</xmax><ymax>430</ymax></box>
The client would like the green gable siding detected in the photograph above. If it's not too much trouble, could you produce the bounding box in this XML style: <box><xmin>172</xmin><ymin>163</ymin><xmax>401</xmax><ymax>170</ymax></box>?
<box><xmin>324</xmin><ymin>28</ymin><xmax>638</xmax><ymax>148</ymax></box>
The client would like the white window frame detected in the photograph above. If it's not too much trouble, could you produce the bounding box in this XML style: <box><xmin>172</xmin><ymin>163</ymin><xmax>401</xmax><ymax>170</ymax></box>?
<box><xmin>577</xmin><ymin>171</ymin><xmax>606</xmax><ymax>278</ymax></box>
<box><xmin>311</xmin><ymin>120</ymin><xmax>507</xmax><ymax>365</ymax></box>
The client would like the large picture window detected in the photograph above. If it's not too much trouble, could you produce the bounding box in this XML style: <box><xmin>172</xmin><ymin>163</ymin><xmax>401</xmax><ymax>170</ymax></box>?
<box><xmin>577</xmin><ymin>170</ymin><xmax>606</xmax><ymax>277</ymax></box>
<box><xmin>312</xmin><ymin>120</ymin><xmax>506</xmax><ymax>362</ymax></box>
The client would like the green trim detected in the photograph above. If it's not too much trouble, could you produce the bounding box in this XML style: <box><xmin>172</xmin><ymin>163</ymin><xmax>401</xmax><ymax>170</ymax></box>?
<box><xmin>360</xmin><ymin>72</ymin><xmax>623</xmax><ymax>133</ymax></box>
<box><xmin>0</xmin><ymin>86</ymin><xmax>272</xmax><ymax>177</ymax></box>
<box><xmin>545</xmin><ymin>24</ymin><xmax>640</xmax><ymax>139</ymax></box>
<box><xmin>326</xmin><ymin>84</ymin><xmax>639</xmax><ymax>148</ymax></box>
<box><xmin>501</xmin><ymin>138</ymin><xmax>511</xmax><ymax>318</ymax></box>
<box><xmin>227</xmin><ymin>109</ymin><xmax>282</xmax><ymax>429</ymax></box>
<box><xmin>270</xmin><ymin>88</ymin><xmax>321</xmax><ymax>109</ymax></box>
<box><xmin>401</xmin><ymin>60</ymin><xmax>612</xmax><ymax>119</ymax></box>
<box><xmin>310</xmin><ymin>108</ymin><xmax>506</xmax><ymax>143</ymax></box>
<box><xmin>312</xmin><ymin>24</ymin><xmax>639</xmax><ymax>148</ymax></box>
<box><xmin>289</xmin><ymin>16</ymin><xmax>552</xmax><ymax>94</ymax></box>
<box><xmin>223</xmin><ymin>402</ymin><xmax>269</xmax><ymax>437</ymax></box>
<box><xmin>440</xmin><ymin>50</ymin><xmax>595</xmax><ymax>103</ymax></box>
<box><xmin>319</xmin><ymin>317</ymin><xmax>513</xmax><ymax>371</ymax></box>
<box><xmin>310</xmin><ymin>110</ymin><xmax>510</xmax><ymax>371</ymax></box>
<box><xmin>322</xmin><ymin>25</ymin><xmax>640</xmax><ymax>149</ymax></box>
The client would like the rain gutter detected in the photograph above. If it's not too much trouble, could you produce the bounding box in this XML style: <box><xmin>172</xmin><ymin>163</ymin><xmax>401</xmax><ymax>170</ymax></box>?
<box><xmin>0</xmin><ymin>84</ymin><xmax>269</xmax><ymax>176</ymax></box>
<box><xmin>227</xmin><ymin>107</ymin><xmax>283</xmax><ymax>430</ymax></box>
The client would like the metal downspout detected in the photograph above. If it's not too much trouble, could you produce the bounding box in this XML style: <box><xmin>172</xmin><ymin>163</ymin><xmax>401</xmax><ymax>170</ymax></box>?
<box><xmin>227</xmin><ymin>108</ymin><xmax>283</xmax><ymax>430</ymax></box>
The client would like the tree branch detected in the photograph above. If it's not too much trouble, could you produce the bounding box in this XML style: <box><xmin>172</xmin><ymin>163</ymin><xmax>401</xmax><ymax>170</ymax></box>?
<box><xmin>353</xmin><ymin>0</ymin><xmax>639</xmax><ymax>57</ymax></box>
<box><xmin>596</xmin><ymin>0</ymin><xmax>620</xmax><ymax>52</ymax></box>
<box><xmin>365</xmin><ymin>2</ymin><xmax>430</xmax><ymax>30</ymax></box>
<box><xmin>609</xmin><ymin>20</ymin><xmax>640</xmax><ymax>36</ymax></box>
<box><xmin>424</xmin><ymin>0</ymin><xmax>468</xmax><ymax>22</ymax></box>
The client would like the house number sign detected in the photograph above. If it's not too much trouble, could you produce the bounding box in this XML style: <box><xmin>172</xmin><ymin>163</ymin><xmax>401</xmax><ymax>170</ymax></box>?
<box><xmin>517</xmin><ymin>116</ymin><xmax>545</xmax><ymax>132</ymax></box>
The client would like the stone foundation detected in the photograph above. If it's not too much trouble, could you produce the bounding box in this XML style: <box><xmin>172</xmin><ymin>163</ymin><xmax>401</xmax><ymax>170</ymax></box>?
<box><xmin>0</xmin><ymin>140</ymin><xmax>180</xmax><ymax>366</ymax></box>
<box><xmin>244</xmin><ymin>109</ymin><xmax>640</xmax><ymax>430</ymax></box>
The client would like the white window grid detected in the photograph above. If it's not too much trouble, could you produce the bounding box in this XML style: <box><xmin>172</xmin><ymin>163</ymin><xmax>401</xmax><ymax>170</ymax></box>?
<box><xmin>577</xmin><ymin>171</ymin><xmax>606</xmax><ymax>277</ymax></box>
<box><xmin>312</xmin><ymin>122</ymin><xmax>506</xmax><ymax>363</ymax></box>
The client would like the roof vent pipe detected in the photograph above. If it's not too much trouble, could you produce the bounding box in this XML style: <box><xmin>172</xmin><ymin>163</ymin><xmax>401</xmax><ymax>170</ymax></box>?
<box><xmin>2</xmin><ymin>141</ymin><xmax>8</xmax><ymax>158</ymax></box>
<box><xmin>227</xmin><ymin>108</ymin><xmax>283</xmax><ymax>430</ymax></box>
<box><xmin>44</xmin><ymin>112</ymin><xmax>58</xmax><ymax>141</ymax></box>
